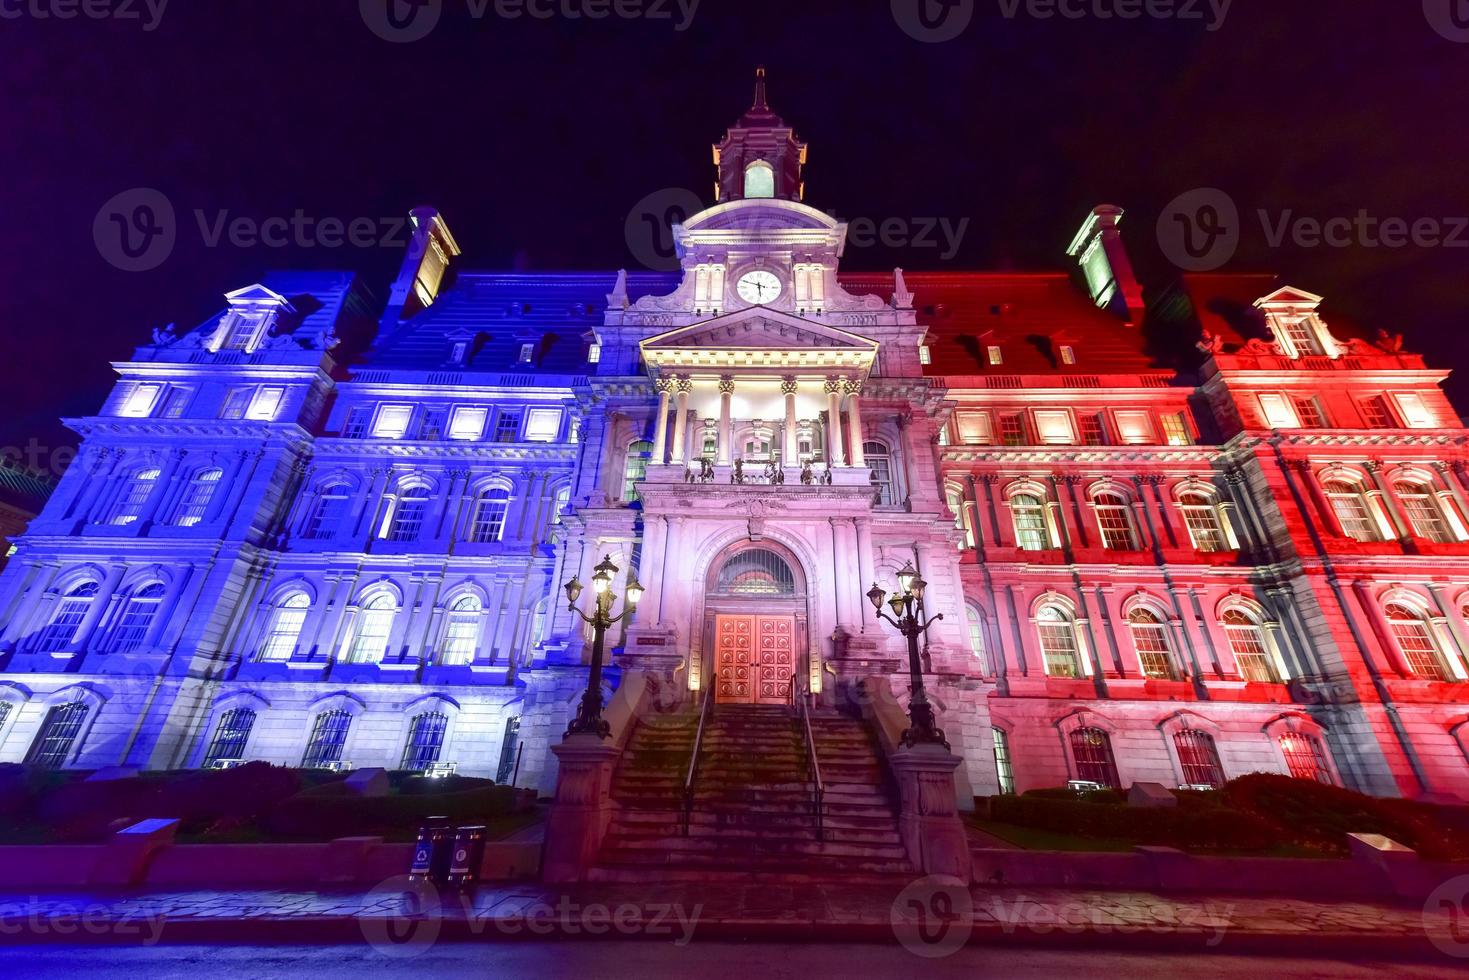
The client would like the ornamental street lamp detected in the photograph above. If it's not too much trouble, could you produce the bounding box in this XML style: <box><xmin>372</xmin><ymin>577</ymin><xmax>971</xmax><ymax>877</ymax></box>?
<box><xmin>868</xmin><ymin>560</ymin><xmax>948</xmax><ymax>749</ymax></box>
<box><xmin>563</xmin><ymin>554</ymin><xmax>643</xmax><ymax>739</ymax></box>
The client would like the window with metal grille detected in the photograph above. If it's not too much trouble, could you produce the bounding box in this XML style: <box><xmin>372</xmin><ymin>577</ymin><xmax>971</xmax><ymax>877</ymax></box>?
<box><xmin>347</xmin><ymin>594</ymin><xmax>396</xmax><ymax>664</ymax></box>
<box><xmin>494</xmin><ymin>410</ymin><xmax>522</xmax><ymax>442</ymax></box>
<box><xmin>1278</xmin><ymin>733</ymin><xmax>1333</xmax><ymax>784</ymax></box>
<box><xmin>1093</xmin><ymin>492</ymin><xmax>1138</xmax><ymax>550</ymax></box>
<box><xmin>1160</xmin><ymin>413</ymin><xmax>1193</xmax><ymax>446</ymax></box>
<box><xmin>715</xmin><ymin>548</ymin><xmax>797</xmax><ymax>595</ymax></box>
<box><xmin>1127</xmin><ymin>608</ymin><xmax>1176</xmax><ymax>679</ymax></box>
<box><xmin>865</xmin><ymin>442</ymin><xmax>897</xmax><ymax>505</ymax></box>
<box><xmin>1395</xmin><ymin>482</ymin><xmax>1453</xmax><ymax>543</ymax></box>
<box><xmin>1174</xmin><ymin>729</ymin><xmax>1224</xmax><ymax>788</ymax></box>
<box><xmin>1179</xmin><ymin>492</ymin><xmax>1228</xmax><ymax>552</ymax></box>
<box><xmin>342</xmin><ymin>407</ymin><xmax>372</xmax><ymax>438</ymax></box>
<box><xmin>496</xmin><ymin>716</ymin><xmax>522</xmax><ymax>784</ymax></box>
<box><xmin>172</xmin><ymin>468</ymin><xmax>222</xmax><ymax>527</ymax></box>
<box><xmin>999</xmin><ymin>414</ymin><xmax>1025</xmax><ymax>446</ymax></box>
<box><xmin>470</xmin><ymin>489</ymin><xmax>510</xmax><ymax>543</ymax></box>
<box><xmin>204</xmin><ymin>708</ymin><xmax>256</xmax><ymax>766</ymax></box>
<box><xmin>1011</xmin><ymin>494</ymin><xmax>1051</xmax><ymax>551</ymax></box>
<box><xmin>1037</xmin><ymin>605</ymin><xmax>1082</xmax><ymax>678</ymax></box>
<box><xmin>622</xmin><ymin>440</ymin><xmax>652</xmax><ymax>503</ymax></box>
<box><xmin>25</xmin><ymin>702</ymin><xmax>90</xmax><ymax>769</ymax></box>
<box><xmin>109</xmin><ymin>468</ymin><xmax>160</xmax><ymax>525</ymax></box>
<box><xmin>400</xmin><ymin>712</ymin><xmax>448</xmax><ymax>771</ymax></box>
<box><xmin>992</xmin><ymin>728</ymin><xmax>1016</xmax><ymax>795</ymax></box>
<box><xmin>1078</xmin><ymin>413</ymin><xmax>1106</xmax><ymax>446</ymax></box>
<box><xmin>302</xmin><ymin>710</ymin><xmax>352</xmax><ymax>768</ymax></box>
<box><xmin>258</xmin><ymin>593</ymin><xmax>309</xmax><ymax>661</ymax></box>
<box><xmin>388</xmin><ymin>487</ymin><xmax>431</xmax><ymax>542</ymax></box>
<box><xmin>439</xmin><ymin>595</ymin><xmax>481</xmax><ymax>665</ymax></box>
<box><xmin>1384</xmin><ymin>603</ymin><xmax>1450</xmax><ymax>680</ymax></box>
<box><xmin>1324</xmin><ymin>480</ymin><xmax>1381</xmax><ymax>542</ymax></box>
<box><xmin>1068</xmin><ymin>727</ymin><xmax>1119</xmax><ymax>788</ymax></box>
<box><xmin>1292</xmin><ymin>397</ymin><xmax>1327</xmax><ymax>428</ymax></box>
<box><xmin>110</xmin><ymin>582</ymin><xmax>166</xmax><ymax>652</ymax></box>
<box><xmin>1222</xmin><ymin>608</ymin><xmax>1278</xmax><ymax>682</ymax></box>
<box><xmin>36</xmin><ymin>583</ymin><xmax>99</xmax><ymax>653</ymax></box>
<box><xmin>306</xmin><ymin>484</ymin><xmax>353</xmax><ymax>540</ymax></box>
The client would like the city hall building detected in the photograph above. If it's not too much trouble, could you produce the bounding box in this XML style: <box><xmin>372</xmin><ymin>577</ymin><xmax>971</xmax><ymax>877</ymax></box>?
<box><xmin>3</xmin><ymin>76</ymin><xmax>1469</xmax><ymax>807</ymax></box>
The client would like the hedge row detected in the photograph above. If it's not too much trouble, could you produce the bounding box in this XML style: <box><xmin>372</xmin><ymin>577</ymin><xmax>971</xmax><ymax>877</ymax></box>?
<box><xmin>990</xmin><ymin>793</ymin><xmax>1280</xmax><ymax>852</ymax></box>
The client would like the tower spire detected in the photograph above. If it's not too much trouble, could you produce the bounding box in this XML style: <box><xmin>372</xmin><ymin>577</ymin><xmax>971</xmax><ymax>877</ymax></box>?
<box><xmin>752</xmin><ymin>65</ymin><xmax>768</xmax><ymax>111</ymax></box>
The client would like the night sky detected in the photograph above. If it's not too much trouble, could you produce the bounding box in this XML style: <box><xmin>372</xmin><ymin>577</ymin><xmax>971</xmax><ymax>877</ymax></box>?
<box><xmin>3</xmin><ymin>0</ymin><xmax>1466</xmax><ymax>472</ymax></box>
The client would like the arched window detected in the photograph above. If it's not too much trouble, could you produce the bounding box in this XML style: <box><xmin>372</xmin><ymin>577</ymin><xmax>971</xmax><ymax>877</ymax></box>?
<box><xmin>946</xmin><ymin>485</ymin><xmax>975</xmax><ymax>548</ymax></box>
<box><xmin>743</xmin><ymin>160</ymin><xmax>775</xmax><ymax>198</ymax></box>
<box><xmin>1395</xmin><ymin>480</ymin><xmax>1455</xmax><ymax>543</ymax></box>
<box><xmin>1221</xmin><ymin>607</ymin><xmax>1279</xmax><ymax>682</ymax></box>
<box><xmin>550</xmin><ymin>485</ymin><xmax>570</xmax><ymax>525</ymax></box>
<box><xmin>109</xmin><ymin>582</ymin><xmax>167</xmax><ymax>652</ymax></box>
<box><xmin>714</xmin><ymin>548</ymin><xmax>797</xmax><ymax>595</ymax></box>
<box><xmin>401</xmin><ymin>711</ymin><xmax>449</xmax><ymax>771</ymax></box>
<box><xmin>1036</xmin><ymin>604</ymin><xmax>1083</xmax><ymax>678</ymax></box>
<box><xmin>306</xmin><ymin>483</ymin><xmax>353</xmax><ymax>540</ymax></box>
<box><xmin>25</xmin><ymin>701</ymin><xmax>90</xmax><ymax>769</ymax></box>
<box><xmin>1011</xmin><ymin>493</ymin><xmax>1051</xmax><ymax>551</ymax></box>
<box><xmin>1278</xmin><ymin>732</ymin><xmax>1333</xmax><ymax>784</ymax></box>
<box><xmin>1179</xmin><ymin>491</ymin><xmax>1228</xmax><ymax>552</ymax></box>
<box><xmin>388</xmin><ymin>485</ymin><xmax>431</xmax><ymax>542</ymax></box>
<box><xmin>470</xmin><ymin>488</ymin><xmax>511</xmax><ymax>543</ymax></box>
<box><xmin>36</xmin><ymin>582</ymin><xmax>100</xmax><ymax>653</ymax></box>
<box><xmin>623</xmin><ymin>440</ymin><xmax>653</xmax><ymax>503</ymax></box>
<box><xmin>966</xmin><ymin>604</ymin><xmax>989</xmax><ymax>674</ymax></box>
<box><xmin>302</xmin><ymin>709</ymin><xmax>352</xmax><ymax>768</ymax></box>
<box><xmin>1093</xmin><ymin>490</ymin><xmax>1139</xmax><ymax>550</ymax></box>
<box><xmin>204</xmin><ymin>707</ymin><xmax>257</xmax><ymax>766</ymax></box>
<box><xmin>258</xmin><ymin>592</ymin><xmax>310</xmax><ymax>662</ymax></box>
<box><xmin>172</xmin><ymin>468</ymin><xmax>223</xmax><ymax>527</ymax></box>
<box><xmin>992</xmin><ymin>728</ymin><xmax>1015</xmax><ymax>795</ymax></box>
<box><xmin>439</xmin><ymin>594</ymin><xmax>482</xmax><ymax>665</ymax></box>
<box><xmin>1174</xmin><ymin>729</ymin><xmax>1224</xmax><ymax>788</ymax></box>
<box><xmin>347</xmin><ymin>593</ymin><xmax>397</xmax><ymax>664</ymax></box>
<box><xmin>1324</xmin><ymin>478</ymin><xmax>1381</xmax><ymax>542</ymax></box>
<box><xmin>1384</xmin><ymin>601</ymin><xmax>1452</xmax><ymax>680</ymax></box>
<box><xmin>701</xmin><ymin>431</ymin><xmax>718</xmax><ymax>460</ymax></box>
<box><xmin>1068</xmin><ymin>727</ymin><xmax>1120</xmax><ymax>788</ymax></box>
<box><xmin>108</xmin><ymin>467</ymin><xmax>161</xmax><ymax>525</ymax></box>
<box><xmin>865</xmin><ymin>442</ymin><xmax>897</xmax><ymax>506</ymax></box>
<box><xmin>1127</xmin><ymin>607</ymin><xmax>1176</xmax><ymax>680</ymax></box>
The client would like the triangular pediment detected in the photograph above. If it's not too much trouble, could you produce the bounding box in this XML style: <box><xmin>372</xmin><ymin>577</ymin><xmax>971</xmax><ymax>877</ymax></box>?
<box><xmin>1254</xmin><ymin>285</ymin><xmax>1324</xmax><ymax>311</ymax></box>
<box><xmin>641</xmin><ymin>307</ymin><xmax>878</xmax><ymax>354</ymax></box>
<box><xmin>225</xmin><ymin>283</ymin><xmax>292</xmax><ymax>309</ymax></box>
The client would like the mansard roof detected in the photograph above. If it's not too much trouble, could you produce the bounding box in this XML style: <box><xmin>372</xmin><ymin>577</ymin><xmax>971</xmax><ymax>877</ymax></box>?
<box><xmin>0</xmin><ymin>458</ymin><xmax>54</xmax><ymax>516</ymax></box>
<box><xmin>186</xmin><ymin>270</ymin><xmax>375</xmax><ymax>349</ymax></box>
<box><xmin>361</xmin><ymin>271</ymin><xmax>676</xmax><ymax>373</ymax></box>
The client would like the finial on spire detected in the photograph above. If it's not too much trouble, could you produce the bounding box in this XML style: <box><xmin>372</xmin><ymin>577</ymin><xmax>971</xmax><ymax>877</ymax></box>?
<box><xmin>752</xmin><ymin>65</ymin><xmax>768</xmax><ymax>111</ymax></box>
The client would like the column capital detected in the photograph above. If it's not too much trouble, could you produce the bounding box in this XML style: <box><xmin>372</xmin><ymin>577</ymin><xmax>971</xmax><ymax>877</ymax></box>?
<box><xmin>842</xmin><ymin>377</ymin><xmax>863</xmax><ymax>395</ymax></box>
<box><xmin>824</xmin><ymin>376</ymin><xmax>844</xmax><ymax>394</ymax></box>
<box><xmin>780</xmin><ymin>376</ymin><xmax>799</xmax><ymax>395</ymax></box>
<box><xmin>718</xmin><ymin>375</ymin><xmax>736</xmax><ymax>394</ymax></box>
<box><xmin>675</xmin><ymin>376</ymin><xmax>693</xmax><ymax>393</ymax></box>
<box><xmin>654</xmin><ymin>377</ymin><xmax>673</xmax><ymax>394</ymax></box>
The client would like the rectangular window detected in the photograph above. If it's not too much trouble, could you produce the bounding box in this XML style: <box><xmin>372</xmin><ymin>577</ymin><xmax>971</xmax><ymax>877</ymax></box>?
<box><xmin>204</xmin><ymin>708</ymin><xmax>256</xmax><ymax>767</ymax></box>
<box><xmin>999</xmin><ymin>413</ymin><xmax>1025</xmax><ymax>447</ymax></box>
<box><xmin>524</xmin><ymin>408</ymin><xmax>562</xmax><ymax>443</ymax></box>
<box><xmin>245</xmin><ymin>386</ymin><xmax>285</xmax><ymax>421</ymax></box>
<box><xmin>1257</xmin><ymin>393</ymin><xmax>1300</xmax><ymax>429</ymax></box>
<box><xmin>420</xmin><ymin>408</ymin><xmax>447</xmax><ymax>441</ymax></box>
<box><xmin>987</xmin><ymin>345</ymin><xmax>1003</xmax><ymax>366</ymax></box>
<box><xmin>992</xmin><ymin>729</ymin><xmax>1016</xmax><ymax>795</ymax></box>
<box><xmin>588</xmin><ymin>343</ymin><xmax>602</xmax><ymax>364</ymax></box>
<box><xmin>448</xmin><ymin>406</ymin><xmax>488</xmax><ymax>441</ymax></box>
<box><xmin>302</xmin><ymin>710</ymin><xmax>352</xmax><ymax>768</ymax></box>
<box><xmin>1292</xmin><ymin>396</ymin><xmax>1327</xmax><ymax>428</ymax></box>
<box><xmin>1174</xmin><ymin>730</ymin><xmax>1224</xmax><ymax>789</ymax></box>
<box><xmin>518</xmin><ymin>342</ymin><xmax>535</xmax><ymax>364</ymax></box>
<box><xmin>1392</xmin><ymin>392</ymin><xmax>1435</xmax><ymax>428</ymax></box>
<box><xmin>120</xmin><ymin>383</ymin><xmax>163</xmax><ymax>418</ymax></box>
<box><xmin>401</xmin><ymin>713</ymin><xmax>449</xmax><ymax>771</ymax></box>
<box><xmin>1359</xmin><ymin>395</ymin><xmax>1395</xmax><ymax>428</ymax></box>
<box><xmin>373</xmin><ymin>405</ymin><xmax>413</xmax><ymax>439</ymax></box>
<box><xmin>1279</xmin><ymin>318</ymin><xmax>1320</xmax><ymax>356</ymax></box>
<box><xmin>1161</xmin><ymin>412</ymin><xmax>1193</xmax><ymax>446</ymax></box>
<box><xmin>1078</xmin><ymin>413</ymin><xmax>1106</xmax><ymax>446</ymax></box>
<box><xmin>1033</xmin><ymin>410</ymin><xmax>1075</xmax><ymax>445</ymax></box>
<box><xmin>918</xmin><ymin>345</ymin><xmax>932</xmax><ymax>365</ymax></box>
<box><xmin>494</xmin><ymin>410</ymin><xmax>522</xmax><ymax>443</ymax></box>
<box><xmin>1114</xmin><ymin>410</ymin><xmax>1155</xmax><ymax>444</ymax></box>
<box><xmin>224</xmin><ymin>313</ymin><xmax>264</xmax><ymax>350</ymax></box>
<box><xmin>160</xmin><ymin>387</ymin><xmax>191</xmax><ymax>418</ymax></box>
<box><xmin>342</xmin><ymin>406</ymin><xmax>372</xmax><ymax>438</ymax></box>
<box><xmin>25</xmin><ymin>702</ymin><xmax>89</xmax><ymax>770</ymax></box>
<box><xmin>955</xmin><ymin>411</ymin><xmax>993</xmax><ymax>444</ymax></box>
<box><xmin>220</xmin><ymin>388</ymin><xmax>251</xmax><ymax>421</ymax></box>
<box><xmin>1058</xmin><ymin>345</ymin><xmax>1076</xmax><ymax>365</ymax></box>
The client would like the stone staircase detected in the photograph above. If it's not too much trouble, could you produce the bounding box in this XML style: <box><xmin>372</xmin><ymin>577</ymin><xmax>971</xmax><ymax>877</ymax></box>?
<box><xmin>590</xmin><ymin>703</ymin><xmax>913</xmax><ymax>882</ymax></box>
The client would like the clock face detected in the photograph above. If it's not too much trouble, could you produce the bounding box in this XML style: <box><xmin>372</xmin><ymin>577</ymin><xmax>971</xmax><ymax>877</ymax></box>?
<box><xmin>736</xmin><ymin>270</ymin><xmax>782</xmax><ymax>305</ymax></box>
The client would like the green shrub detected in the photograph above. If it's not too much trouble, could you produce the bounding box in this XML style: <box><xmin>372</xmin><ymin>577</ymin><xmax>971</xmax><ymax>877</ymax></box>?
<box><xmin>1022</xmin><ymin>787</ymin><xmax>1125</xmax><ymax>805</ymax></box>
<box><xmin>264</xmin><ymin>783</ymin><xmax>519</xmax><ymax>839</ymax></box>
<box><xmin>991</xmin><ymin>793</ymin><xmax>1279</xmax><ymax>852</ymax></box>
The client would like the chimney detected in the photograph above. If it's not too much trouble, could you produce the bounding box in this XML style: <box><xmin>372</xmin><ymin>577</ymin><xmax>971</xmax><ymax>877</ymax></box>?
<box><xmin>1067</xmin><ymin>204</ymin><xmax>1145</xmax><ymax>326</ymax></box>
<box><xmin>386</xmin><ymin>206</ymin><xmax>462</xmax><ymax>321</ymax></box>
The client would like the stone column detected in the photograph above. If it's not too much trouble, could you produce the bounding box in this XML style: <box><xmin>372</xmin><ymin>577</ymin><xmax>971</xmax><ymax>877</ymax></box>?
<box><xmin>831</xmin><ymin>518</ymin><xmax>854</xmax><ymax>627</ymax></box>
<box><xmin>1364</xmin><ymin>460</ymin><xmax>1410</xmax><ymax>540</ymax></box>
<box><xmin>650</xmin><ymin>379</ymin><xmax>672</xmax><ymax>464</ymax></box>
<box><xmin>845</xmin><ymin>378</ymin><xmax>866</xmax><ymax>468</ymax></box>
<box><xmin>781</xmin><ymin>377</ymin><xmax>799</xmax><ymax>464</ymax></box>
<box><xmin>890</xmin><ymin>744</ymin><xmax>971</xmax><ymax>882</ymax></box>
<box><xmin>668</xmin><ymin>377</ymin><xmax>691</xmax><ymax>465</ymax></box>
<box><xmin>542</xmin><ymin>734</ymin><xmax>623</xmax><ymax>883</ymax></box>
<box><xmin>855</xmin><ymin>518</ymin><xmax>877</xmax><ymax>630</ymax></box>
<box><xmin>825</xmin><ymin>377</ymin><xmax>846</xmax><ymax>467</ymax></box>
<box><xmin>717</xmin><ymin>375</ymin><xmax>735</xmax><ymax>466</ymax></box>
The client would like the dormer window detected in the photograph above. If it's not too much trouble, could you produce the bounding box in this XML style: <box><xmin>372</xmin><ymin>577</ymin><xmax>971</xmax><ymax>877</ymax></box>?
<box><xmin>744</xmin><ymin>160</ymin><xmax>775</xmax><ymax>198</ymax></box>
<box><xmin>1059</xmin><ymin>345</ymin><xmax>1076</xmax><ymax>365</ymax></box>
<box><xmin>918</xmin><ymin>345</ymin><xmax>931</xmax><ymax>365</ymax></box>
<box><xmin>223</xmin><ymin>312</ymin><xmax>268</xmax><ymax>351</ymax></box>
<box><xmin>1274</xmin><ymin>316</ymin><xmax>1323</xmax><ymax>356</ymax></box>
<box><xmin>518</xmin><ymin>342</ymin><xmax>535</xmax><ymax>365</ymax></box>
<box><xmin>450</xmin><ymin>342</ymin><xmax>468</xmax><ymax>365</ymax></box>
<box><xmin>588</xmin><ymin>342</ymin><xmax>602</xmax><ymax>364</ymax></box>
<box><xmin>987</xmin><ymin>346</ymin><xmax>1003</xmax><ymax>366</ymax></box>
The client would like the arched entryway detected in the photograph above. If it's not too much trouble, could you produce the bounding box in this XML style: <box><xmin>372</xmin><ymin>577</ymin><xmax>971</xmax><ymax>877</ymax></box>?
<box><xmin>703</xmin><ymin>543</ymin><xmax>808</xmax><ymax>704</ymax></box>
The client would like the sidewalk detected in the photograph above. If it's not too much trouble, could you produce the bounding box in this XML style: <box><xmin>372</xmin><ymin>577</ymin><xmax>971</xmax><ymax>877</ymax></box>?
<box><xmin>0</xmin><ymin>880</ymin><xmax>1464</xmax><ymax>960</ymax></box>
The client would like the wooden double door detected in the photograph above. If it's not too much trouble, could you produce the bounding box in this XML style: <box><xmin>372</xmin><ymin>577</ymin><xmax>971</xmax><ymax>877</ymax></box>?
<box><xmin>713</xmin><ymin>614</ymin><xmax>796</xmax><ymax>705</ymax></box>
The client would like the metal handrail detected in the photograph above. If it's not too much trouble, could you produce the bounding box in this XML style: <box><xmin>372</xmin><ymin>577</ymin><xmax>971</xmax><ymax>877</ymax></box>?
<box><xmin>795</xmin><ymin>682</ymin><xmax>825</xmax><ymax>842</ymax></box>
<box><xmin>681</xmin><ymin>688</ymin><xmax>713</xmax><ymax>837</ymax></box>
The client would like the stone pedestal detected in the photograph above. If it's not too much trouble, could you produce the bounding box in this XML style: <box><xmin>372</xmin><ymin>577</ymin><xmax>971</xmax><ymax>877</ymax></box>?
<box><xmin>541</xmin><ymin>734</ymin><xmax>622</xmax><ymax>883</ymax></box>
<box><xmin>890</xmin><ymin>743</ymin><xmax>972</xmax><ymax>883</ymax></box>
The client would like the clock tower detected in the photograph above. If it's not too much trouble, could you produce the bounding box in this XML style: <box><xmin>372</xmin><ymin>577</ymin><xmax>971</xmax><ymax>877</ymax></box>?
<box><xmin>713</xmin><ymin>67</ymin><xmax>808</xmax><ymax>203</ymax></box>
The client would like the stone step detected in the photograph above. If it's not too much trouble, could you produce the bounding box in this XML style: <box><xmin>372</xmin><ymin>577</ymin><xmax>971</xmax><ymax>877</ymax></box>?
<box><xmin>607</xmin><ymin>823</ymin><xmax>904</xmax><ymax>848</ymax></box>
<box><xmin>584</xmin><ymin>865</ymin><xmax>913</xmax><ymax>885</ymax></box>
<box><xmin>613</xmin><ymin>807</ymin><xmax>902</xmax><ymax>832</ymax></box>
<box><xmin>601</xmin><ymin>835</ymin><xmax>910</xmax><ymax>861</ymax></box>
<box><xmin>593</xmin><ymin>849</ymin><xmax>916</xmax><ymax>875</ymax></box>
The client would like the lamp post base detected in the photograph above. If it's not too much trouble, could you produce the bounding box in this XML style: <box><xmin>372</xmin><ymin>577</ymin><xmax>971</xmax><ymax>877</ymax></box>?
<box><xmin>890</xmin><ymin>742</ymin><xmax>971</xmax><ymax>882</ymax></box>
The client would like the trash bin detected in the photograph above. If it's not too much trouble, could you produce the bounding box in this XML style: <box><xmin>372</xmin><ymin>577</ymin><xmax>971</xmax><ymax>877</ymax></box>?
<box><xmin>408</xmin><ymin>816</ymin><xmax>454</xmax><ymax>884</ymax></box>
<box><xmin>448</xmin><ymin>825</ymin><xmax>486</xmax><ymax>889</ymax></box>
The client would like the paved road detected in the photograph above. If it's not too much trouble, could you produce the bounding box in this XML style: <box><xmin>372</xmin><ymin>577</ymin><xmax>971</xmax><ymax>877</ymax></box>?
<box><xmin>0</xmin><ymin>943</ymin><xmax>1463</xmax><ymax>978</ymax></box>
